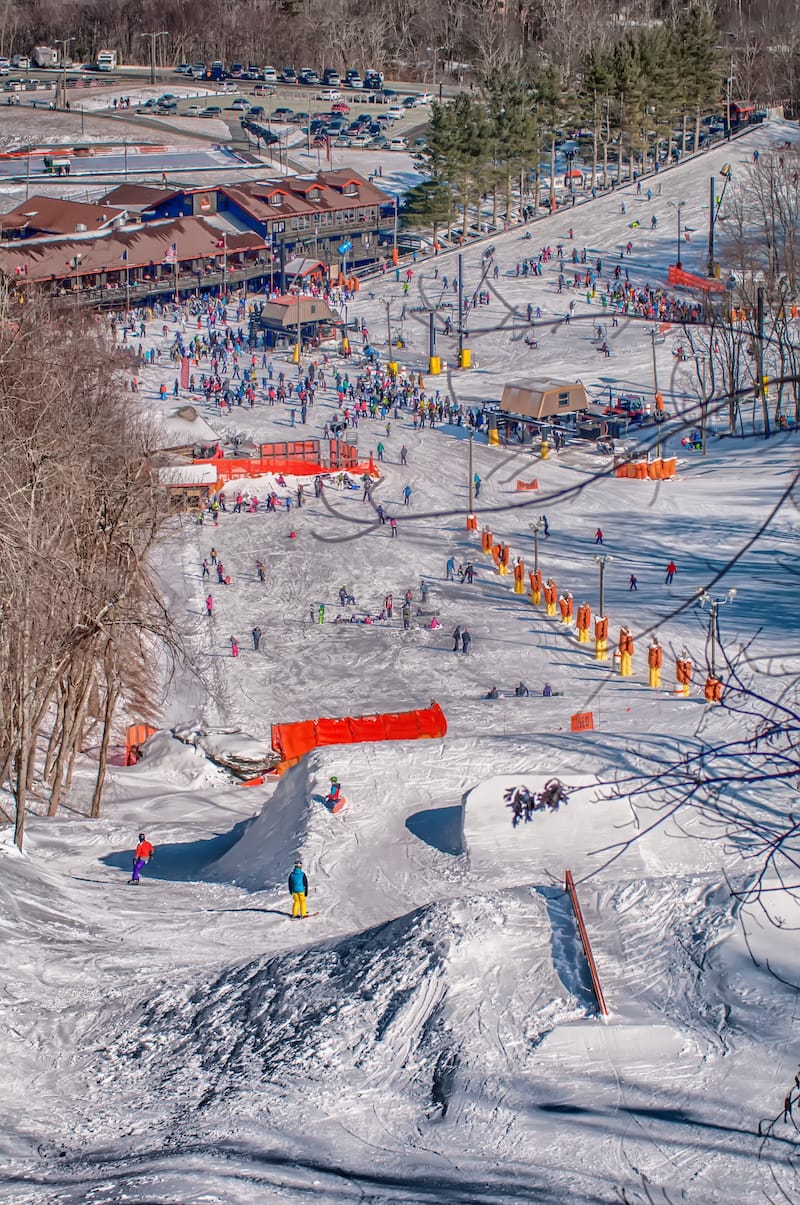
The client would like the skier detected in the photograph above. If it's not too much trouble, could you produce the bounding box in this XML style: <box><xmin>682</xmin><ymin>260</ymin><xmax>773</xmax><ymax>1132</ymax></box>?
<box><xmin>540</xmin><ymin>514</ymin><xmax>550</xmax><ymax>537</ymax></box>
<box><xmin>452</xmin><ymin>624</ymin><xmax>462</xmax><ymax>652</ymax></box>
<box><xmin>230</xmin><ymin>635</ymin><xmax>239</xmax><ymax>657</ymax></box>
<box><xmin>288</xmin><ymin>859</ymin><xmax>309</xmax><ymax>918</ymax></box>
<box><xmin>514</xmin><ymin>682</ymin><xmax>530</xmax><ymax>696</ymax></box>
<box><xmin>403</xmin><ymin>484</ymin><xmax>412</xmax><ymax>506</ymax></box>
<box><xmin>201</xmin><ymin>559</ymin><xmax>210</xmax><ymax>578</ymax></box>
<box><xmin>129</xmin><ymin>832</ymin><xmax>154</xmax><ymax>885</ymax></box>
<box><xmin>390</xmin><ymin>516</ymin><xmax>398</xmax><ymax>537</ymax></box>
<box><xmin>595</xmin><ymin>528</ymin><xmax>604</xmax><ymax>545</ymax></box>
<box><xmin>474</xmin><ymin>473</ymin><xmax>481</xmax><ymax>499</ymax></box>
<box><xmin>256</xmin><ymin>560</ymin><xmax>266</xmax><ymax>583</ymax></box>
<box><xmin>665</xmin><ymin>560</ymin><xmax>677</xmax><ymax>585</ymax></box>
<box><xmin>542</xmin><ymin>682</ymin><xmax>553</xmax><ymax>696</ymax></box>
<box><xmin>446</xmin><ymin>556</ymin><xmax>456</xmax><ymax>581</ymax></box>
<box><xmin>252</xmin><ymin>626</ymin><xmax>262</xmax><ymax>650</ymax></box>
<box><xmin>461</xmin><ymin>628</ymin><xmax>472</xmax><ymax>655</ymax></box>
<box><xmin>629</xmin><ymin>574</ymin><xmax>638</xmax><ymax>591</ymax></box>
<box><xmin>485</xmin><ymin>686</ymin><xmax>499</xmax><ymax>699</ymax></box>
<box><xmin>384</xmin><ymin>592</ymin><xmax>394</xmax><ymax>618</ymax></box>
<box><xmin>402</xmin><ymin>602</ymin><xmax>411</xmax><ymax>630</ymax></box>
<box><xmin>400</xmin><ymin>445</ymin><xmax>408</xmax><ymax>465</ymax></box>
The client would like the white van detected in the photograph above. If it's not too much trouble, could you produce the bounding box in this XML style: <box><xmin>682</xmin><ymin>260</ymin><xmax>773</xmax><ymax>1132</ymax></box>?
<box><xmin>12</xmin><ymin>55</ymin><xmax>30</xmax><ymax>70</ymax></box>
<box><xmin>262</xmin><ymin>65</ymin><xmax>277</xmax><ymax>82</ymax></box>
<box><xmin>388</xmin><ymin>136</ymin><xmax>407</xmax><ymax>151</ymax></box>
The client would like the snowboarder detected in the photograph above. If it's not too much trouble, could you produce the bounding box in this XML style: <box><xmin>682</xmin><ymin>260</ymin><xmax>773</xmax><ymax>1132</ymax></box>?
<box><xmin>288</xmin><ymin>860</ymin><xmax>309</xmax><ymax>918</ymax></box>
<box><xmin>542</xmin><ymin>682</ymin><xmax>553</xmax><ymax>696</ymax></box>
<box><xmin>665</xmin><ymin>561</ymin><xmax>677</xmax><ymax>585</ymax></box>
<box><xmin>514</xmin><ymin>682</ymin><xmax>530</xmax><ymax>696</ymax></box>
<box><xmin>129</xmin><ymin>832</ymin><xmax>154</xmax><ymax>884</ymax></box>
<box><xmin>485</xmin><ymin>686</ymin><xmax>499</xmax><ymax>699</ymax></box>
<box><xmin>324</xmin><ymin>777</ymin><xmax>342</xmax><ymax>807</ymax></box>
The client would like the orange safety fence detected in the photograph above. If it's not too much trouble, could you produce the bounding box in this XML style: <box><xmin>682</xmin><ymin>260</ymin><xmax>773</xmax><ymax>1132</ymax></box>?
<box><xmin>667</xmin><ymin>265</ymin><xmax>725</xmax><ymax>293</ymax></box>
<box><xmin>194</xmin><ymin>455</ymin><xmax>378</xmax><ymax>481</ymax></box>
<box><xmin>271</xmin><ymin>701</ymin><xmax>447</xmax><ymax>770</ymax></box>
<box><xmin>515</xmin><ymin>479</ymin><xmax>539</xmax><ymax>491</ymax></box>
<box><xmin>125</xmin><ymin>723</ymin><xmax>157</xmax><ymax>766</ymax></box>
<box><xmin>615</xmin><ymin>457</ymin><xmax>677</xmax><ymax>480</ymax></box>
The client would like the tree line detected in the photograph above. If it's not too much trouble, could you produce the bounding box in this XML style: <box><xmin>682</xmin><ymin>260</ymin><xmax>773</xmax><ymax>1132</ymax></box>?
<box><xmin>0</xmin><ymin>293</ymin><xmax>175</xmax><ymax>848</ymax></box>
<box><xmin>405</xmin><ymin>6</ymin><xmax>721</xmax><ymax>236</ymax></box>
<box><xmin>0</xmin><ymin>0</ymin><xmax>793</xmax><ymax>108</ymax></box>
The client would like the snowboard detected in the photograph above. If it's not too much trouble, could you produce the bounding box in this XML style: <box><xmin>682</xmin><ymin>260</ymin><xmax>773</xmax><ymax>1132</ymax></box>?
<box><xmin>331</xmin><ymin>794</ymin><xmax>347</xmax><ymax>814</ymax></box>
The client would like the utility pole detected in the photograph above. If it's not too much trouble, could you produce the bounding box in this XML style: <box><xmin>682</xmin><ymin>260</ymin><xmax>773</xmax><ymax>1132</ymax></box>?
<box><xmin>707</xmin><ymin>175</ymin><xmax>715</xmax><ymax>278</ymax></box>
<box><xmin>468</xmin><ymin>432</ymin><xmax>474</xmax><ymax>515</ymax></box>
<box><xmin>457</xmin><ymin>250</ymin><xmax>464</xmax><ymax>361</ymax></box>
<box><xmin>650</xmin><ymin>327</ymin><xmax>662</xmax><ymax>459</ymax></box>
<box><xmin>594</xmin><ymin>554</ymin><xmax>610</xmax><ymax>616</ymax></box>
<box><xmin>54</xmin><ymin>37</ymin><xmax>74</xmax><ymax>110</ymax></box>
<box><xmin>140</xmin><ymin>31</ymin><xmax>168</xmax><ymax>87</ymax></box>
<box><xmin>756</xmin><ymin>284</ymin><xmax>769</xmax><ymax>437</ymax></box>
<box><xmin>383</xmin><ymin>299</ymin><xmax>392</xmax><ymax>347</ymax></box>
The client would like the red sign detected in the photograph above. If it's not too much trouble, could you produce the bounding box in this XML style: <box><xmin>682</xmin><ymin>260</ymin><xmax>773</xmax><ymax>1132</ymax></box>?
<box><xmin>570</xmin><ymin>711</ymin><xmax>594</xmax><ymax>732</ymax></box>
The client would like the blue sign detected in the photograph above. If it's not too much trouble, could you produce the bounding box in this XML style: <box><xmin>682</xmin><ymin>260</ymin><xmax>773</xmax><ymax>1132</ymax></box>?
<box><xmin>338</xmin><ymin>240</ymin><xmax>352</xmax><ymax>256</ymax></box>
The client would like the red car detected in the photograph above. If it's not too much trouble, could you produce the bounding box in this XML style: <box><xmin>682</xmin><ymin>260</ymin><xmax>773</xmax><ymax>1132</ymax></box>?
<box><xmin>331</xmin><ymin>101</ymin><xmax>350</xmax><ymax>114</ymax></box>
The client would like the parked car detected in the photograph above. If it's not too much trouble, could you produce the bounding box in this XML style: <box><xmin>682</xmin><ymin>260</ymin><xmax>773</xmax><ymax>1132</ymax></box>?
<box><xmin>350</xmin><ymin>134</ymin><xmax>371</xmax><ymax>147</ymax></box>
<box><xmin>388</xmin><ymin>136</ymin><xmax>407</xmax><ymax>151</ymax></box>
<box><xmin>334</xmin><ymin>134</ymin><xmax>352</xmax><ymax>147</ymax></box>
<box><xmin>386</xmin><ymin>105</ymin><xmax>403</xmax><ymax>120</ymax></box>
<box><xmin>280</xmin><ymin>66</ymin><xmax>298</xmax><ymax>84</ymax></box>
<box><xmin>331</xmin><ymin>100</ymin><xmax>350</xmax><ymax>113</ymax></box>
<box><xmin>402</xmin><ymin>96</ymin><xmax>416</xmax><ymax>109</ymax></box>
<box><xmin>176</xmin><ymin>63</ymin><xmax>192</xmax><ymax>75</ymax></box>
<box><xmin>231</xmin><ymin>98</ymin><xmax>250</xmax><ymax>110</ymax></box>
<box><xmin>345</xmin><ymin>71</ymin><xmax>363</xmax><ymax>89</ymax></box>
<box><xmin>323</xmin><ymin>69</ymin><xmax>341</xmax><ymax>85</ymax></box>
<box><xmin>300</xmin><ymin>69</ymin><xmax>320</xmax><ymax>85</ymax></box>
<box><xmin>230</xmin><ymin>62</ymin><xmax>243</xmax><ymax>77</ymax></box>
<box><xmin>272</xmin><ymin>106</ymin><xmax>294</xmax><ymax>120</ymax></box>
<box><xmin>320</xmin><ymin>88</ymin><xmax>341</xmax><ymax>101</ymax></box>
<box><xmin>199</xmin><ymin>105</ymin><xmax>223</xmax><ymax>117</ymax></box>
<box><xmin>262</xmin><ymin>65</ymin><xmax>278</xmax><ymax>81</ymax></box>
<box><xmin>248</xmin><ymin>105</ymin><xmax>265</xmax><ymax>119</ymax></box>
<box><xmin>184</xmin><ymin>104</ymin><xmax>201</xmax><ymax>115</ymax></box>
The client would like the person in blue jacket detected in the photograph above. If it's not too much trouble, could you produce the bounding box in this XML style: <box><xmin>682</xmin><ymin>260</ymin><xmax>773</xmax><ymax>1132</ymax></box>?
<box><xmin>288</xmin><ymin>860</ymin><xmax>309</xmax><ymax>918</ymax></box>
<box><xmin>325</xmin><ymin>776</ymin><xmax>342</xmax><ymax>807</ymax></box>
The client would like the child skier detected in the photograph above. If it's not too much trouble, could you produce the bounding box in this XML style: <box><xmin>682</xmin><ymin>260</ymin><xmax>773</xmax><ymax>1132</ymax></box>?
<box><xmin>129</xmin><ymin>832</ymin><xmax>154</xmax><ymax>884</ymax></box>
<box><xmin>288</xmin><ymin>860</ymin><xmax>309</xmax><ymax>918</ymax></box>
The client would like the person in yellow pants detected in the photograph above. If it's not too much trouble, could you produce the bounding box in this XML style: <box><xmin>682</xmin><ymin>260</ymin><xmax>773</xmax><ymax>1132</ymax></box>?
<box><xmin>288</xmin><ymin>860</ymin><xmax>309</xmax><ymax>918</ymax></box>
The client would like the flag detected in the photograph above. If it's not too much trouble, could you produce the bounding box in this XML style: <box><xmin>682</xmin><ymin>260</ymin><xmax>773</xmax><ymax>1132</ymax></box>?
<box><xmin>162</xmin><ymin>242</ymin><xmax>177</xmax><ymax>265</ymax></box>
<box><xmin>215</xmin><ymin>234</ymin><xmax>227</xmax><ymax>249</ymax></box>
<box><xmin>121</xmin><ymin>248</ymin><xmax>128</xmax><ymax>262</ymax></box>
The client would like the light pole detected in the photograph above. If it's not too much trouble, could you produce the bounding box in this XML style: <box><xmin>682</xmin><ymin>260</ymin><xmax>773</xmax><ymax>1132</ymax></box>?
<box><xmin>427</xmin><ymin>45</ymin><xmax>445</xmax><ymax>97</ymax></box>
<box><xmin>697</xmin><ymin>588</ymin><xmax>736</xmax><ymax>677</ymax></box>
<box><xmin>707</xmin><ymin>164</ymin><xmax>732</xmax><ymax>278</ymax></box>
<box><xmin>668</xmin><ymin>199</ymin><xmax>686</xmax><ymax>270</ymax></box>
<box><xmin>529</xmin><ymin>518</ymin><xmax>544</xmax><ymax>574</ymax></box>
<box><xmin>54</xmin><ymin>37</ymin><xmax>74</xmax><ymax>110</ymax></box>
<box><xmin>594</xmin><ymin>554</ymin><xmax>611</xmax><ymax>616</ymax></box>
<box><xmin>140</xmin><ymin>31</ymin><xmax>168</xmax><ymax>86</ymax></box>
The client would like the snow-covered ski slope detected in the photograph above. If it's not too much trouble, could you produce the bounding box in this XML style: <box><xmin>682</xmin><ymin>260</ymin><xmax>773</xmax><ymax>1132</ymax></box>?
<box><xmin>1</xmin><ymin>119</ymin><xmax>799</xmax><ymax>1204</ymax></box>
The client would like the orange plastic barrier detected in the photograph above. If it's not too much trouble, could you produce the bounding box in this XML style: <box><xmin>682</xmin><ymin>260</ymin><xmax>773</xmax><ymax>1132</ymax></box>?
<box><xmin>271</xmin><ymin>701</ymin><xmax>448</xmax><ymax>769</ymax></box>
<box><xmin>515</xmin><ymin>479</ymin><xmax>539</xmax><ymax>491</ymax></box>
<box><xmin>667</xmin><ymin>265</ymin><xmax>725</xmax><ymax>293</ymax></box>
<box><xmin>125</xmin><ymin>723</ymin><xmax>157</xmax><ymax>765</ymax></box>
<box><xmin>194</xmin><ymin>455</ymin><xmax>377</xmax><ymax>481</ymax></box>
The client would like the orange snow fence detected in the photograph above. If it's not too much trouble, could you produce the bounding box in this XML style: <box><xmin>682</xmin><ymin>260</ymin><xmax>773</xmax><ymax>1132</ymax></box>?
<box><xmin>667</xmin><ymin>265</ymin><xmax>725</xmax><ymax>293</ymax></box>
<box><xmin>615</xmin><ymin>458</ymin><xmax>676</xmax><ymax>480</ymax></box>
<box><xmin>271</xmin><ymin>701</ymin><xmax>448</xmax><ymax>771</ymax></box>
<box><xmin>125</xmin><ymin>723</ymin><xmax>157</xmax><ymax>766</ymax></box>
<box><xmin>515</xmin><ymin>479</ymin><xmax>539</xmax><ymax>491</ymax></box>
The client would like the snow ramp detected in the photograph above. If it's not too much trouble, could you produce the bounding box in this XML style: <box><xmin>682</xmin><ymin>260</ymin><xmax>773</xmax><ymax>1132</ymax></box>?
<box><xmin>271</xmin><ymin>700</ymin><xmax>447</xmax><ymax>769</ymax></box>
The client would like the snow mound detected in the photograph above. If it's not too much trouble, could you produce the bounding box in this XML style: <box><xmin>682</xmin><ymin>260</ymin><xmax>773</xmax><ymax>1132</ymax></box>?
<box><xmin>105</xmin><ymin>890</ymin><xmax>582</xmax><ymax>1128</ymax></box>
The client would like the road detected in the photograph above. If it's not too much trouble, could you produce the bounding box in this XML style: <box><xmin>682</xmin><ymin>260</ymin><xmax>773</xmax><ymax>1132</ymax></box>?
<box><xmin>0</xmin><ymin>145</ymin><xmax>247</xmax><ymax>178</ymax></box>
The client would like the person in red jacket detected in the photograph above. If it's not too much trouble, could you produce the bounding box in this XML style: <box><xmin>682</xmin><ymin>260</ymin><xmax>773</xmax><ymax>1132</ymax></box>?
<box><xmin>665</xmin><ymin>561</ymin><xmax>677</xmax><ymax>585</ymax></box>
<box><xmin>129</xmin><ymin>832</ymin><xmax>154</xmax><ymax>884</ymax></box>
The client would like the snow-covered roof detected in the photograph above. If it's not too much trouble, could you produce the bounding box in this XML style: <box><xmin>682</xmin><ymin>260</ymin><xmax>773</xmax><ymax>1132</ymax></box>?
<box><xmin>159</xmin><ymin>463</ymin><xmax>218</xmax><ymax>486</ymax></box>
<box><xmin>154</xmin><ymin>406</ymin><xmax>220</xmax><ymax>449</ymax></box>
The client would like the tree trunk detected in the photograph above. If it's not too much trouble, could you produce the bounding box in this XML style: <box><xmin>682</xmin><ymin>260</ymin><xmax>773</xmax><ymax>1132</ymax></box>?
<box><xmin>90</xmin><ymin>670</ymin><xmax>118</xmax><ymax>820</ymax></box>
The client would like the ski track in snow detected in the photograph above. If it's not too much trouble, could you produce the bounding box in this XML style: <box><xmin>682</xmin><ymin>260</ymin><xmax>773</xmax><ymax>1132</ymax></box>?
<box><xmin>2</xmin><ymin>118</ymin><xmax>800</xmax><ymax>1204</ymax></box>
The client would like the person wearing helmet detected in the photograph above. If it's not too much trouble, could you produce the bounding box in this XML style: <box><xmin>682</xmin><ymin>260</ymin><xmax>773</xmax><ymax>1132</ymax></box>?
<box><xmin>129</xmin><ymin>832</ymin><xmax>154</xmax><ymax>884</ymax></box>
<box><xmin>288</xmin><ymin>859</ymin><xmax>309</xmax><ymax>918</ymax></box>
<box><xmin>324</xmin><ymin>776</ymin><xmax>342</xmax><ymax>807</ymax></box>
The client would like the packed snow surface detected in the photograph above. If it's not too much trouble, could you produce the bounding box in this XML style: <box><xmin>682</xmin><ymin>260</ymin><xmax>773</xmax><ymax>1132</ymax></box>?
<box><xmin>1</xmin><ymin>119</ymin><xmax>799</xmax><ymax>1204</ymax></box>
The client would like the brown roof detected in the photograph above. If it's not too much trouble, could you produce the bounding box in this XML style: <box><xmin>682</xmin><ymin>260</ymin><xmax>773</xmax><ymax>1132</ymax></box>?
<box><xmin>222</xmin><ymin>169</ymin><xmax>390</xmax><ymax>226</ymax></box>
<box><xmin>0</xmin><ymin>216</ymin><xmax>265</xmax><ymax>283</ymax></box>
<box><xmin>258</xmin><ymin>295</ymin><xmax>338</xmax><ymax>329</ymax></box>
<box><xmin>0</xmin><ymin>195</ymin><xmax>125</xmax><ymax>237</ymax></box>
<box><xmin>100</xmin><ymin>184</ymin><xmax>180</xmax><ymax>210</ymax></box>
